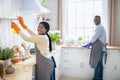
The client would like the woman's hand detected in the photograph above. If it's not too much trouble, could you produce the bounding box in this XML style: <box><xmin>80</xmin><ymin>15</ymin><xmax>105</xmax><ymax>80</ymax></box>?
<box><xmin>11</xmin><ymin>22</ymin><xmax>21</xmax><ymax>34</ymax></box>
<box><xmin>17</xmin><ymin>16</ymin><xmax>27</xmax><ymax>29</ymax></box>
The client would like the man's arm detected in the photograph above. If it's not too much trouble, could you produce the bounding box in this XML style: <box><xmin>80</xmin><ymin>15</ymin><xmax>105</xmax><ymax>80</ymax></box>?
<box><xmin>90</xmin><ymin>26</ymin><xmax>103</xmax><ymax>43</ymax></box>
<box><xmin>82</xmin><ymin>26</ymin><xmax>103</xmax><ymax>48</ymax></box>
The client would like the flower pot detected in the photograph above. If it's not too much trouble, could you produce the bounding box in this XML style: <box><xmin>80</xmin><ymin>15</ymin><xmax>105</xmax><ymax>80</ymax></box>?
<box><xmin>52</xmin><ymin>42</ymin><xmax>57</xmax><ymax>50</ymax></box>
<box><xmin>4</xmin><ymin>59</ymin><xmax>11</xmax><ymax>68</ymax></box>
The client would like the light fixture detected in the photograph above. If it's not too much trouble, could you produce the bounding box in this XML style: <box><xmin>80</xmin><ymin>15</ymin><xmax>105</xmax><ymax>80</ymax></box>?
<box><xmin>20</xmin><ymin>0</ymin><xmax>49</xmax><ymax>13</ymax></box>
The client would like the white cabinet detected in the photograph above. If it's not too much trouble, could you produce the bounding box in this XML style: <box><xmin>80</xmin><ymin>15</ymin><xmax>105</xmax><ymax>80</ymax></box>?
<box><xmin>51</xmin><ymin>46</ymin><xmax>120</xmax><ymax>80</ymax></box>
<box><xmin>103</xmin><ymin>50</ymin><xmax>120</xmax><ymax>80</ymax></box>
<box><xmin>61</xmin><ymin>47</ymin><xmax>120</xmax><ymax>80</ymax></box>
<box><xmin>61</xmin><ymin>48</ymin><xmax>94</xmax><ymax>78</ymax></box>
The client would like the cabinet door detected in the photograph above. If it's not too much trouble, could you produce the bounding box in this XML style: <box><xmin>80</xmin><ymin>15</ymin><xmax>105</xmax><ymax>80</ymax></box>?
<box><xmin>61</xmin><ymin>48</ymin><xmax>78</xmax><ymax>76</ymax></box>
<box><xmin>61</xmin><ymin>48</ymin><xmax>94</xmax><ymax>78</ymax></box>
<box><xmin>103</xmin><ymin>50</ymin><xmax>120</xmax><ymax>80</ymax></box>
<box><xmin>113</xmin><ymin>50</ymin><xmax>120</xmax><ymax>80</ymax></box>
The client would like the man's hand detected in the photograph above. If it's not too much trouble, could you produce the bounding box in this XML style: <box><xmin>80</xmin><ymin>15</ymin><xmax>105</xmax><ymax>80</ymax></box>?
<box><xmin>82</xmin><ymin>42</ymin><xmax>92</xmax><ymax>48</ymax></box>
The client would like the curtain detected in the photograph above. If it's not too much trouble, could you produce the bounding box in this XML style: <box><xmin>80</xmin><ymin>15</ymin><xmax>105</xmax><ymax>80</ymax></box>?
<box><xmin>58</xmin><ymin>0</ymin><xmax>62</xmax><ymax>31</ymax></box>
<box><xmin>61</xmin><ymin>0</ymin><xmax>68</xmax><ymax>43</ymax></box>
<box><xmin>108</xmin><ymin>0</ymin><xmax>118</xmax><ymax>46</ymax></box>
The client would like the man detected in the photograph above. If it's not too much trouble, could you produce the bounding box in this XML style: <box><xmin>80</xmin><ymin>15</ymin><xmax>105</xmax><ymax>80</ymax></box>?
<box><xmin>83</xmin><ymin>15</ymin><xmax>107</xmax><ymax>80</ymax></box>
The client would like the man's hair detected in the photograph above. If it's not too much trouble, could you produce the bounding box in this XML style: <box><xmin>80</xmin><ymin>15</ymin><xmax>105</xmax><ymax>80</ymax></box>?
<box><xmin>95</xmin><ymin>15</ymin><xmax>101</xmax><ymax>22</ymax></box>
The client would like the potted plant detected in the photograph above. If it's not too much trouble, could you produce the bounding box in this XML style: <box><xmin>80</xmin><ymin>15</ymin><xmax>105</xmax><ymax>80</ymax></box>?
<box><xmin>77</xmin><ymin>36</ymin><xmax>83</xmax><ymax>45</ymax></box>
<box><xmin>0</xmin><ymin>48</ymin><xmax>14</xmax><ymax>67</ymax></box>
<box><xmin>49</xmin><ymin>32</ymin><xmax>60</xmax><ymax>50</ymax></box>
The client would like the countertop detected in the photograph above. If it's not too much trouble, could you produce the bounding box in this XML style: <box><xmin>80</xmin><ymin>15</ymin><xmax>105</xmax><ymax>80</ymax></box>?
<box><xmin>61</xmin><ymin>45</ymin><xmax>120</xmax><ymax>50</ymax></box>
<box><xmin>4</xmin><ymin>47</ymin><xmax>61</xmax><ymax>80</ymax></box>
<box><xmin>4</xmin><ymin>55</ymin><xmax>36</xmax><ymax>80</ymax></box>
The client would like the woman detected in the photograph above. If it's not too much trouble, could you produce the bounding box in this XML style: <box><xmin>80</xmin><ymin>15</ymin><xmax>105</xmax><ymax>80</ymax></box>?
<box><xmin>11</xmin><ymin>17</ymin><xmax>56</xmax><ymax>80</ymax></box>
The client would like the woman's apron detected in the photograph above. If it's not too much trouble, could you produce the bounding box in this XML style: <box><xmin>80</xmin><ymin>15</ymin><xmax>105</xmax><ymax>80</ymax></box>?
<box><xmin>35</xmin><ymin>46</ymin><xmax>56</xmax><ymax>80</ymax></box>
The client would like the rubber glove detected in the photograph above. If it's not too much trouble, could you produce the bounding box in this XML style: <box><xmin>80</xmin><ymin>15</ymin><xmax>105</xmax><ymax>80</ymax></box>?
<box><xmin>17</xmin><ymin>16</ymin><xmax>27</xmax><ymax>29</ymax></box>
<box><xmin>11</xmin><ymin>22</ymin><xmax>21</xmax><ymax>34</ymax></box>
<box><xmin>82</xmin><ymin>42</ymin><xmax>92</xmax><ymax>48</ymax></box>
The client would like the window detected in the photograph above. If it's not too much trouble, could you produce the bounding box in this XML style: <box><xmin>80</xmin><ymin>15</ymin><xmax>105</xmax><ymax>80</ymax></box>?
<box><xmin>62</xmin><ymin>0</ymin><xmax>103</xmax><ymax>43</ymax></box>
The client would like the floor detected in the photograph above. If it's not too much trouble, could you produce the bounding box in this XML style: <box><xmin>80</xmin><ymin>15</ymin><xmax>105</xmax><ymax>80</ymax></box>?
<box><xmin>60</xmin><ymin>76</ymin><xmax>92</xmax><ymax>80</ymax></box>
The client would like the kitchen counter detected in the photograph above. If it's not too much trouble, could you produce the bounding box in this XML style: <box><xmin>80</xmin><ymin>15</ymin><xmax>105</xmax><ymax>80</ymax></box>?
<box><xmin>61</xmin><ymin>45</ymin><xmax>120</xmax><ymax>50</ymax></box>
<box><xmin>3</xmin><ymin>45</ymin><xmax>120</xmax><ymax>80</ymax></box>
<box><xmin>106</xmin><ymin>46</ymin><xmax>120</xmax><ymax>50</ymax></box>
<box><xmin>4</xmin><ymin>46</ymin><xmax>61</xmax><ymax>80</ymax></box>
<box><xmin>4</xmin><ymin>55</ymin><xmax>36</xmax><ymax>80</ymax></box>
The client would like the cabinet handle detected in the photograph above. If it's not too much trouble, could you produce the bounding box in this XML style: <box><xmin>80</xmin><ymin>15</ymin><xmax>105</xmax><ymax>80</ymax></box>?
<box><xmin>64</xmin><ymin>67</ymin><xmax>69</xmax><ymax>70</ymax></box>
<box><xmin>115</xmin><ymin>65</ymin><xmax>117</xmax><ymax>71</ymax></box>
<box><xmin>64</xmin><ymin>60</ymin><xmax>69</xmax><ymax>62</ymax></box>
<box><xmin>64</xmin><ymin>52</ymin><xmax>69</xmax><ymax>55</ymax></box>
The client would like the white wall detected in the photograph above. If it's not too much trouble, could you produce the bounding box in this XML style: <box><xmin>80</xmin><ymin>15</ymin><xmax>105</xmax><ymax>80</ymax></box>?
<box><xmin>0</xmin><ymin>0</ymin><xmax>39</xmax><ymax>48</ymax></box>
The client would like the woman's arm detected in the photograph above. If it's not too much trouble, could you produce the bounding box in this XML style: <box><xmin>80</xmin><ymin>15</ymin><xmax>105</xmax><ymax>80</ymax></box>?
<box><xmin>11</xmin><ymin>22</ymin><xmax>42</xmax><ymax>43</ymax></box>
<box><xmin>26</xmin><ymin>28</ymin><xmax>37</xmax><ymax>36</ymax></box>
<box><xmin>18</xmin><ymin>31</ymin><xmax>43</xmax><ymax>43</ymax></box>
<box><xmin>18</xmin><ymin>17</ymin><xmax>37</xmax><ymax>36</ymax></box>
